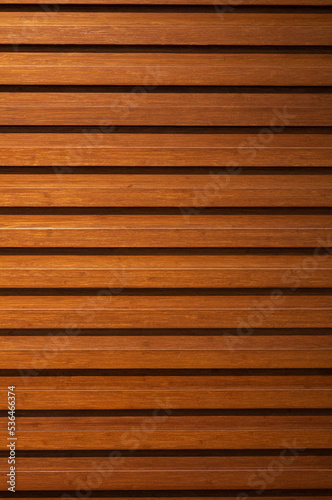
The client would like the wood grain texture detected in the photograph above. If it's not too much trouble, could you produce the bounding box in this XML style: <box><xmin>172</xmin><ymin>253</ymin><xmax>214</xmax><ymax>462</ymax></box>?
<box><xmin>2</xmin><ymin>415</ymin><xmax>332</xmax><ymax>430</ymax></box>
<box><xmin>1</xmin><ymin>13</ymin><xmax>331</xmax><ymax>45</ymax></box>
<box><xmin>1</xmin><ymin>174</ymin><xmax>332</xmax><ymax>207</ymax></box>
<box><xmin>1</xmin><ymin>427</ymin><xmax>331</xmax><ymax>448</ymax></box>
<box><xmin>0</xmin><ymin>457</ymin><xmax>332</xmax><ymax>490</ymax></box>
<box><xmin>1</xmin><ymin>254</ymin><xmax>331</xmax><ymax>287</ymax></box>
<box><xmin>1</xmin><ymin>92</ymin><xmax>331</xmax><ymax>126</ymax></box>
<box><xmin>1</xmin><ymin>334</ymin><xmax>332</xmax><ymax>369</ymax></box>
<box><xmin>0</xmin><ymin>133</ymin><xmax>329</xmax><ymax>167</ymax></box>
<box><xmin>0</xmin><ymin>214</ymin><xmax>331</xmax><ymax>247</ymax></box>
<box><xmin>0</xmin><ymin>53</ymin><xmax>330</xmax><ymax>86</ymax></box>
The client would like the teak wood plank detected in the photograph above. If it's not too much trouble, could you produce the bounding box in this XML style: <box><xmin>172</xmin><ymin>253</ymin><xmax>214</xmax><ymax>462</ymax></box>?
<box><xmin>1</xmin><ymin>427</ymin><xmax>331</xmax><ymax>449</ymax></box>
<box><xmin>0</xmin><ymin>133</ymin><xmax>329</xmax><ymax>167</ymax></box>
<box><xmin>1</xmin><ymin>175</ymin><xmax>332</xmax><ymax>207</ymax></box>
<box><xmin>0</xmin><ymin>13</ymin><xmax>331</xmax><ymax>45</ymax></box>
<box><xmin>0</xmin><ymin>389</ymin><xmax>330</xmax><ymax>410</ymax></box>
<box><xmin>0</xmin><ymin>92</ymin><xmax>330</xmax><ymax>128</ymax></box>
<box><xmin>0</xmin><ymin>53</ymin><xmax>330</xmax><ymax>86</ymax></box>
<box><xmin>1</xmin><ymin>375</ymin><xmax>331</xmax><ymax>391</ymax></box>
<box><xmin>0</xmin><ymin>214</ymin><xmax>331</xmax><ymax>247</ymax></box>
<box><xmin>0</xmin><ymin>331</ymin><xmax>331</xmax><ymax>365</ymax></box>
<box><xmin>1</xmin><ymin>254</ymin><xmax>331</xmax><ymax>288</ymax></box>
<box><xmin>0</xmin><ymin>458</ymin><xmax>332</xmax><ymax>490</ymax></box>
<box><xmin>2</xmin><ymin>415</ymin><xmax>331</xmax><ymax>431</ymax></box>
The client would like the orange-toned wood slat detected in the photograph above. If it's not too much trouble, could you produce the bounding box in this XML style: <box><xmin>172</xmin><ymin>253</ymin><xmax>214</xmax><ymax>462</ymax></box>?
<box><xmin>1</xmin><ymin>389</ymin><xmax>330</xmax><ymax>410</ymax></box>
<box><xmin>1</xmin><ymin>13</ymin><xmax>331</xmax><ymax>45</ymax></box>
<box><xmin>0</xmin><ymin>333</ymin><xmax>331</xmax><ymax>367</ymax></box>
<box><xmin>0</xmin><ymin>457</ymin><xmax>331</xmax><ymax>490</ymax></box>
<box><xmin>0</xmin><ymin>214</ymin><xmax>331</xmax><ymax>247</ymax></box>
<box><xmin>1</xmin><ymin>375</ymin><xmax>331</xmax><ymax>391</ymax></box>
<box><xmin>1</xmin><ymin>174</ymin><xmax>332</xmax><ymax>207</ymax></box>
<box><xmin>0</xmin><ymin>255</ymin><xmax>331</xmax><ymax>288</ymax></box>
<box><xmin>0</xmin><ymin>427</ymin><xmax>331</xmax><ymax>449</ymax></box>
<box><xmin>0</xmin><ymin>53</ymin><xmax>330</xmax><ymax>86</ymax></box>
<box><xmin>0</xmin><ymin>133</ymin><xmax>329</xmax><ymax>166</ymax></box>
<box><xmin>2</xmin><ymin>415</ymin><xmax>332</xmax><ymax>430</ymax></box>
<box><xmin>1</xmin><ymin>93</ymin><xmax>331</xmax><ymax>126</ymax></box>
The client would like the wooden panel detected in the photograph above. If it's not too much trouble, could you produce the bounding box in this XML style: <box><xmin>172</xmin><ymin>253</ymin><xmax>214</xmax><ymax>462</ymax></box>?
<box><xmin>0</xmin><ymin>457</ymin><xmax>331</xmax><ymax>490</ymax></box>
<box><xmin>0</xmin><ymin>133</ymin><xmax>329</xmax><ymax>167</ymax></box>
<box><xmin>1</xmin><ymin>389</ymin><xmax>330</xmax><ymax>410</ymax></box>
<box><xmin>1</xmin><ymin>334</ymin><xmax>332</xmax><ymax>368</ymax></box>
<box><xmin>0</xmin><ymin>93</ymin><xmax>330</xmax><ymax>126</ymax></box>
<box><xmin>0</xmin><ymin>53</ymin><xmax>330</xmax><ymax>86</ymax></box>
<box><xmin>0</xmin><ymin>214</ymin><xmax>331</xmax><ymax>247</ymax></box>
<box><xmin>1</xmin><ymin>254</ymin><xmax>331</xmax><ymax>287</ymax></box>
<box><xmin>0</xmin><ymin>0</ymin><xmax>330</xmax><ymax>497</ymax></box>
<box><xmin>1</xmin><ymin>428</ymin><xmax>332</xmax><ymax>449</ymax></box>
<box><xmin>1</xmin><ymin>13</ymin><xmax>331</xmax><ymax>45</ymax></box>
<box><xmin>1</xmin><ymin>175</ymin><xmax>332</xmax><ymax>207</ymax></box>
<box><xmin>2</xmin><ymin>415</ymin><xmax>332</xmax><ymax>430</ymax></box>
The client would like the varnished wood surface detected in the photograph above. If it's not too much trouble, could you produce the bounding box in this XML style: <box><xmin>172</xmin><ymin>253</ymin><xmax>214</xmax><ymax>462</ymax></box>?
<box><xmin>1</xmin><ymin>254</ymin><xmax>331</xmax><ymax>287</ymax></box>
<box><xmin>0</xmin><ymin>53</ymin><xmax>331</xmax><ymax>86</ymax></box>
<box><xmin>0</xmin><ymin>132</ymin><xmax>330</xmax><ymax>166</ymax></box>
<box><xmin>0</xmin><ymin>13</ymin><xmax>331</xmax><ymax>45</ymax></box>
<box><xmin>1</xmin><ymin>92</ymin><xmax>331</xmax><ymax>126</ymax></box>
<box><xmin>1</xmin><ymin>175</ymin><xmax>332</xmax><ymax>207</ymax></box>
<box><xmin>0</xmin><ymin>214</ymin><xmax>331</xmax><ymax>247</ymax></box>
<box><xmin>0</xmin><ymin>0</ymin><xmax>331</xmax><ymax>496</ymax></box>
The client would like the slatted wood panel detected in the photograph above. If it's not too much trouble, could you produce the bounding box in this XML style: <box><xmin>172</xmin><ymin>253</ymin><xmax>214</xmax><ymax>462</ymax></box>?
<box><xmin>0</xmin><ymin>0</ymin><xmax>331</xmax><ymax>498</ymax></box>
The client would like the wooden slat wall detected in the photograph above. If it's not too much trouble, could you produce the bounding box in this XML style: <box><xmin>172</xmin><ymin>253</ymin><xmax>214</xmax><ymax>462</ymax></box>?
<box><xmin>0</xmin><ymin>0</ymin><xmax>331</xmax><ymax>498</ymax></box>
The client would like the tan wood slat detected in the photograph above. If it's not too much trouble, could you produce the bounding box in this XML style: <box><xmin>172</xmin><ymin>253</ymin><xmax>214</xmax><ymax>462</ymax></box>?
<box><xmin>0</xmin><ymin>214</ymin><xmax>331</xmax><ymax>247</ymax></box>
<box><xmin>0</xmin><ymin>254</ymin><xmax>331</xmax><ymax>288</ymax></box>
<box><xmin>0</xmin><ymin>53</ymin><xmax>330</xmax><ymax>86</ymax></box>
<box><xmin>0</xmin><ymin>331</ymin><xmax>331</xmax><ymax>365</ymax></box>
<box><xmin>1</xmin><ymin>175</ymin><xmax>332</xmax><ymax>207</ymax></box>
<box><xmin>0</xmin><ymin>13</ymin><xmax>331</xmax><ymax>45</ymax></box>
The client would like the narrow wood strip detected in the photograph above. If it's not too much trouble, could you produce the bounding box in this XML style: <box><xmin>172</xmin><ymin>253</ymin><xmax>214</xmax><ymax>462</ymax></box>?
<box><xmin>1</xmin><ymin>415</ymin><xmax>331</xmax><ymax>431</ymax></box>
<box><xmin>1</xmin><ymin>254</ymin><xmax>331</xmax><ymax>287</ymax></box>
<box><xmin>1</xmin><ymin>427</ymin><xmax>331</xmax><ymax>449</ymax></box>
<box><xmin>0</xmin><ymin>53</ymin><xmax>330</xmax><ymax>86</ymax></box>
<box><xmin>0</xmin><ymin>295</ymin><xmax>332</xmax><ymax>330</ymax></box>
<box><xmin>1</xmin><ymin>175</ymin><xmax>332</xmax><ymax>208</ymax></box>
<box><xmin>0</xmin><ymin>132</ymin><xmax>329</xmax><ymax>166</ymax></box>
<box><xmin>2</xmin><ymin>456</ymin><xmax>332</xmax><ymax>470</ymax></box>
<box><xmin>0</xmin><ymin>93</ymin><xmax>330</xmax><ymax>126</ymax></box>
<box><xmin>0</xmin><ymin>389</ymin><xmax>331</xmax><ymax>409</ymax></box>
<box><xmin>0</xmin><ymin>13</ymin><xmax>330</xmax><ymax>45</ymax></box>
<box><xmin>1</xmin><ymin>375</ymin><xmax>331</xmax><ymax>391</ymax></box>
<box><xmin>1</xmin><ymin>469</ymin><xmax>332</xmax><ymax>490</ymax></box>
<box><xmin>0</xmin><ymin>214</ymin><xmax>331</xmax><ymax>248</ymax></box>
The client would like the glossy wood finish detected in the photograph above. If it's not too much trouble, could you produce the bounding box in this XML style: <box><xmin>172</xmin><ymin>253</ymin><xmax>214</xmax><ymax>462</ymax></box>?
<box><xmin>1</xmin><ymin>92</ymin><xmax>331</xmax><ymax>126</ymax></box>
<box><xmin>1</xmin><ymin>175</ymin><xmax>332</xmax><ymax>206</ymax></box>
<box><xmin>1</xmin><ymin>254</ymin><xmax>331</xmax><ymax>287</ymax></box>
<box><xmin>0</xmin><ymin>0</ymin><xmax>331</xmax><ymax>496</ymax></box>
<box><xmin>1</xmin><ymin>13</ymin><xmax>331</xmax><ymax>45</ymax></box>
<box><xmin>0</xmin><ymin>53</ymin><xmax>331</xmax><ymax>86</ymax></box>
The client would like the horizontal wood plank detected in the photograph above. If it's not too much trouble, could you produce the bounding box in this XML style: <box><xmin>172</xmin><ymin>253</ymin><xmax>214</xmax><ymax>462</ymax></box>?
<box><xmin>1</xmin><ymin>13</ymin><xmax>331</xmax><ymax>45</ymax></box>
<box><xmin>2</xmin><ymin>415</ymin><xmax>332</xmax><ymax>430</ymax></box>
<box><xmin>1</xmin><ymin>427</ymin><xmax>331</xmax><ymax>449</ymax></box>
<box><xmin>0</xmin><ymin>92</ymin><xmax>331</xmax><ymax>126</ymax></box>
<box><xmin>0</xmin><ymin>457</ymin><xmax>332</xmax><ymax>491</ymax></box>
<box><xmin>0</xmin><ymin>133</ymin><xmax>329</xmax><ymax>167</ymax></box>
<box><xmin>0</xmin><ymin>254</ymin><xmax>331</xmax><ymax>287</ymax></box>
<box><xmin>1</xmin><ymin>174</ymin><xmax>332</xmax><ymax>207</ymax></box>
<box><xmin>2</xmin><ymin>375</ymin><xmax>331</xmax><ymax>391</ymax></box>
<box><xmin>0</xmin><ymin>214</ymin><xmax>331</xmax><ymax>247</ymax></box>
<box><xmin>0</xmin><ymin>53</ymin><xmax>330</xmax><ymax>86</ymax></box>
<box><xmin>0</xmin><ymin>331</ymin><xmax>331</xmax><ymax>365</ymax></box>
